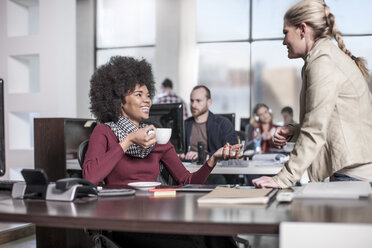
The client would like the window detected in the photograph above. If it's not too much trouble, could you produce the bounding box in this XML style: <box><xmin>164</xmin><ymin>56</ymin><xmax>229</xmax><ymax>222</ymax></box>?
<box><xmin>95</xmin><ymin>0</ymin><xmax>372</xmax><ymax>127</ymax></box>
<box><xmin>252</xmin><ymin>0</ymin><xmax>298</xmax><ymax>39</ymax></box>
<box><xmin>251</xmin><ymin>41</ymin><xmax>302</xmax><ymax>123</ymax></box>
<box><xmin>96</xmin><ymin>0</ymin><xmax>155</xmax><ymax>66</ymax></box>
<box><xmin>196</xmin><ymin>0</ymin><xmax>372</xmax><ymax>126</ymax></box>
<box><xmin>198</xmin><ymin>42</ymin><xmax>250</xmax><ymax>123</ymax></box>
<box><xmin>327</xmin><ymin>0</ymin><xmax>372</xmax><ymax>34</ymax></box>
<box><xmin>197</xmin><ymin>0</ymin><xmax>249</xmax><ymax>42</ymax></box>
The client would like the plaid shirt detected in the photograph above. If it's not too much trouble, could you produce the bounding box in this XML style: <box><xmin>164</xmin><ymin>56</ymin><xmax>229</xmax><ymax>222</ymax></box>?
<box><xmin>153</xmin><ymin>92</ymin><xmax>189</xmax><ymax>119</ymax></box>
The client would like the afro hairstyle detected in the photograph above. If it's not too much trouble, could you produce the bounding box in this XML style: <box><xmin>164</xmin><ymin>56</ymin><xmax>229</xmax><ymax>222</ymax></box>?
<box><xmin>89</xmin><ymin>56</ymin><xmax>155</xmax><ymax>122</ymax></box>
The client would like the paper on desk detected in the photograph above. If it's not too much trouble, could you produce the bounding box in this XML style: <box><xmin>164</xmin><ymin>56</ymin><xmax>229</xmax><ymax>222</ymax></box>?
<box><xmin>197</xmin><ymin>187</ymin><xmax>275</xmax><ymax>205</ymax></box>
<box><xmin>294</xmin><ymin>181</ymin><xmax>372</xmax><ymax>199</ymax></box>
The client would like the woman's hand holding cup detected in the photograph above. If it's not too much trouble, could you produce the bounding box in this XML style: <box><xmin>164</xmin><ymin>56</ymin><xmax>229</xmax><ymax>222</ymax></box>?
<box><xmin>120</xmin><ymin>125</ymin><xmax>156</xmax><ymax>151</ymax></box>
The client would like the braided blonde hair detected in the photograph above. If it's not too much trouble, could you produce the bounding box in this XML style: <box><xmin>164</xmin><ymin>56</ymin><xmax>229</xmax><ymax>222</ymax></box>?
<box><xmin>285</xmin><ymin>0</ymin><xmax>369</xmax><ymax>79</ymax></box>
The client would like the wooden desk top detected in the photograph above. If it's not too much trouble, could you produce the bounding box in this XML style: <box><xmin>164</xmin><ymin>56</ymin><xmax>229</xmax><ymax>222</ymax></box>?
<box><xmin>0</xmin><ymin>190</ymin><xmax>371</xmax><ymax>236</ymax></box>
<box><xmin>0</xmin><ymin>191</ymin><xmax>287</xmax><ymax>235</ymax></box>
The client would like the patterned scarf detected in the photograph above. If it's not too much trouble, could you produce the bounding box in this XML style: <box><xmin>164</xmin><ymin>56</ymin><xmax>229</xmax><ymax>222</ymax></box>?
<box><xmin>105</xmin><ymin>116</ymin><xmax>154</xmax><ymax>158</ymax></box>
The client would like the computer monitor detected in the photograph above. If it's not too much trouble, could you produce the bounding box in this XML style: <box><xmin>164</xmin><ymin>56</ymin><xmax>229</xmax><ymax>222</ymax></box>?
<box><xmin>0</xmin><ymin>79</ymin><xmax>5</xmax><ymax>176</ymax></box>
<box><xmin>145</xmin><ymin>103</ymin><xmax>185</xmax><ymax>154</ymax></box>
<box><xmin>240</xmin><ymin>117</ymin><xmax>251</xmax><ymax>132</ymax></box>
<box><xmin>216</xmin><ymin>113</ymin><xmax>236</xmax><ymax>129</ymax></box>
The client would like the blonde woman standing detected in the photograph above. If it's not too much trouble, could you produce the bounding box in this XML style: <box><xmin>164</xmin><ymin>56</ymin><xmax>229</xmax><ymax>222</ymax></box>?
<box><xmin>253</xmin><ymin>0</ymin><xmax>372</xmax><ymax>188</ymax></box>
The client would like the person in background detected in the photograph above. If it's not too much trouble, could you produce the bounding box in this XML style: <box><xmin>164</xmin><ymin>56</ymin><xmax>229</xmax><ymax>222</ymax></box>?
<box><xmin>245</xmin><ymin>103</ymin><xmax>277</xmax><ymax>153</ymax></box>
<box><xmin>281</xmin><ymin>106</ymin><xmax>295</xmax><ymax>125</ymax></box>
<box><xmin>253</xmin><ymin>0</ymin><xmax>372</xmax><ymax>189</ymax></box>
<box><xmin>181</xmin><ymin>85</ymin><xmax>238</xmax><ymax>161</ymax></box>
<box><xmin>153</xmin><ymin>78</ymin><xmax>189</xmax><ymax>119</ymax></box>
<box><xmin>180</xmin><ymin>85</ymin><xmax>238</xmax><ymax>184</ymax></box>
<box><xmin>83</xmin><ymin>56</ymin><xmax>241</xmax><ymax>248</ymax></box>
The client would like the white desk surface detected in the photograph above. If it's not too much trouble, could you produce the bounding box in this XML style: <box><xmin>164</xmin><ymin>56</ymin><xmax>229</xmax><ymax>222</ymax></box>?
<box><xmin>184</xmin><ymin>159</ymin><xmax>283</xmax><ymax>175</ymax></box>
<box><xmin>67</xmin><ymin>159</ymin><xmax>284</xmax><ymax>175</ymax></box>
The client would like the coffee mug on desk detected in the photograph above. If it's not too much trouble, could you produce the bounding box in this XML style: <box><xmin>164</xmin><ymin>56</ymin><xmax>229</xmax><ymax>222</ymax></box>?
<box><xmin>155</xmin><ymin>128</ymin><xmax>172</xmax><ymax>144</ymax></box>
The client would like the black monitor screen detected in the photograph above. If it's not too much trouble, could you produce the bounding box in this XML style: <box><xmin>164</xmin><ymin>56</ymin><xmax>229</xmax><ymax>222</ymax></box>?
<box><xmin>0</xmin><ymin>79</ymin><xmax>5</xmax><ymax>176</ymax></box>
<box><xmin>145</xmin><ymin>103</ymin><xmax>185</xmax><ymax>154</ymax></box>
<box><xmin>216</xmin><ymin>113</ymin><xmax>236</xmax><ymax>128</ymax></box>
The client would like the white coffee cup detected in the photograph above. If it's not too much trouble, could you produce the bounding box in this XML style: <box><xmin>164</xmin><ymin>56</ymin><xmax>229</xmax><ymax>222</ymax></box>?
<box><xmin>155</xmin><ymin>128</ymin><xmax>172</xmax><ymax>144</ymax></box>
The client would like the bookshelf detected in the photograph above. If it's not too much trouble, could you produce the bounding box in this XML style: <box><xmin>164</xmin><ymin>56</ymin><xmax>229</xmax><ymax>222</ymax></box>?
<box><xmin>34</xmin><ymin>118</ymin><xmax>96</xmax><ymax>181</ymax></box>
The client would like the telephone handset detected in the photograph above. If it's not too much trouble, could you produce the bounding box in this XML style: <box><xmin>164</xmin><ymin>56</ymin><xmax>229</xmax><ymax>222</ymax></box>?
<box><xmin>55</xmin><ymin>178</ymin><xmax>96</xmax><ymax>191</ymax></box>
<box><xmin>10</xmin><ymin>169</ymin><xmax>98</xmax><ymax>201</ymax></box>
<box><xmin>46</xmin><ymin>178</ymin><xmax>97</xmax><ymax>201</ymax></box>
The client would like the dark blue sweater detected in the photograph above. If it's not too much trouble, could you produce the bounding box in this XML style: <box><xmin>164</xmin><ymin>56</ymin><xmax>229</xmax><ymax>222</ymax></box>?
<box><xmin>185</xmin><ymin>111</ymin><xmax>238</xmax><ymax>156</ymax></box>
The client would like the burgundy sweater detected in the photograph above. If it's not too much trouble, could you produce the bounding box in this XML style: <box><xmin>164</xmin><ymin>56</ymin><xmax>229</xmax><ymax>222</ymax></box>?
<box><xmin>82</xmin><ymin>124</ymin><xmax>213</xmax><ymax>185</ymax></box>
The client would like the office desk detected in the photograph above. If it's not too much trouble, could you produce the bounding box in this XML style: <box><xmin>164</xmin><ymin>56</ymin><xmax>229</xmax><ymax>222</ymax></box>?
<box><xmin>184</xmin><ymin>160</ymin><xmax>283</xmax><ymax>175</ymax></box>
<box><xmin>0</xmin><ymin>190</ymin><xmax>371</xmax><ymax>247</ymax></box>
<box><xmin>0</xmin><ymin>191</ymin><xmax>288</xmax><ymax>236</ymax></box>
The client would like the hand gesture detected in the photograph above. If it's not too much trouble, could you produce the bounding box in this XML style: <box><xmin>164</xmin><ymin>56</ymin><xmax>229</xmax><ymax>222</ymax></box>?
<box><xmin>273</xmin><ymin>125</ymin><xmax>294</xmax><ymax>147</ymax></box>
<box><xmin>207</xmin><ymin>144</ymin><xmax>243</xmax><ymax>167</ymax></box>
<box><xmin>252</xmin><ymin>176</ymin><xmax>280</xmax><ymax>188</ymax></box>
<box><xmin>185</xmin><ymin>151</ymin><xmax>198</xmax><ymax>160</ymax></box>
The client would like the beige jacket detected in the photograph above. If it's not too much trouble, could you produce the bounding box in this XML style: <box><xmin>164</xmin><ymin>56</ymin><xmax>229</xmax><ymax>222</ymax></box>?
<box><xmin>274</xmin><ymin>38</ymin><xmax>372</xmax><ymax>188</ymax></box>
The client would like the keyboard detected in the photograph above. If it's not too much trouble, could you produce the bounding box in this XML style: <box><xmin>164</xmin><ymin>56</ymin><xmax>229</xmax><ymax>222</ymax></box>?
<box><xmin>0</xmin><ymin>180</ymin><xmax>23</xmax><ymax>191</ymax></box>
<box><xmin>180</xmin><ymin>159</ymin><xmax>196</xmax><ymax>163</ymax></box>
<box><xmin>97</xmin><ymin>188</ymin><xmax>136</xmax><ymax>197</ymax></box>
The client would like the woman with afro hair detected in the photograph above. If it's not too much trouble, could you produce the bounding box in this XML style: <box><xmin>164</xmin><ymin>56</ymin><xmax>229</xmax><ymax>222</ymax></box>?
<box><xmin>83</xmin><ymin>56</ymin><xmax>242</xmax><ymax>187</ymax></box>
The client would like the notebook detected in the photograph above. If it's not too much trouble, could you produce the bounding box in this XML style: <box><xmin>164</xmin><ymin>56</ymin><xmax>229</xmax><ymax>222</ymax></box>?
<box><xmin>197</xmin><ymin>186</ymin><xmax>278</xmax><ymax>205</ymax></box>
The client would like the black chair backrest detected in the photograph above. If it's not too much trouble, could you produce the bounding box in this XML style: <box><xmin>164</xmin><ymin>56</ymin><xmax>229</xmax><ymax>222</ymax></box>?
<box><xmin>77</xmin><ymin>139</ymin><xmax>89</xmax><ymax>169</ymax></box>
<box><xmin>240</xmin><ymin>117</ymin><xmax>250</xmax><ymax>132</ymax></box>
<box><xmin>216</xmin><ymin>113</ymin><xmax>235</xmax><ymax>128</ymax></box>
<box><xmin>158</xmin><ymin>162</ymin><xmax>176</xmax><ymax>186</ymax></box>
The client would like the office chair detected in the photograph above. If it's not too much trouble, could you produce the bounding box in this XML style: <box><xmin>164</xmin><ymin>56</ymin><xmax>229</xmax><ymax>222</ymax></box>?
<box><xmin>77</xmin><ymin>140</ymin><xmax>122</xmax><ymax>248</ymax></box>
<box><xmin>240</xmin><ymin>117</ymin><xmax>250</xmax><ymax>132</ymax></box>
<box><xmin>158</xmin><ymin>162</ymin><xmax>177</xmax><ymax>186</ymax></box>
<box><xmin>77</xmin><ymin>139</ymin><xmax>89</xmax><ymax>168</ymax></box>
<box><xmin>216</xmin><ymin>113</ymin><xmax>236</xmax><ymax>128</ymax></box>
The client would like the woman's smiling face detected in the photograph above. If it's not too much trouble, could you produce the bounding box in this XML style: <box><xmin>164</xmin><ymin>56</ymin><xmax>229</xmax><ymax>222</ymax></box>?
<box><xmin>121</xmin><ymin>84</ymin><xmax>152</xmax><ymax>126</ymax></box>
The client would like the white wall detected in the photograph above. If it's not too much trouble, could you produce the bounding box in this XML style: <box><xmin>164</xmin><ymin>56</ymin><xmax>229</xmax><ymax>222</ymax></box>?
<box><xmin>155</xmin><ymin>0</ymin><xmax>197</xmax><ymax>105</ymax></box>
<box><xmin>0</xmin><ymin>0</ymin><xmax>195</xmax><ymax>179</ymax></box>
<box><xmin>76</xmin><ymin>0</ymin><xmax>95</xmax><ymax>118</ymax></box>
<box><xmin>0</xmin><ymin>0</ymin><xmax>77</xmax><ymax>178</ymax></box>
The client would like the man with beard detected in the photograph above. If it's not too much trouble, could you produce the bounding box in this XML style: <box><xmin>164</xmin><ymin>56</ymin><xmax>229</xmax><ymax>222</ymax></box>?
<box><xmin>181</xmin><ymin>85</ymin><xmax>238</xmax><ymax>184</ymax></box>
